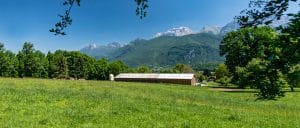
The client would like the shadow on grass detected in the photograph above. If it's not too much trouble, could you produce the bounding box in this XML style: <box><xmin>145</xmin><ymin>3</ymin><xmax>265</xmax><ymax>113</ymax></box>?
<box><xmin>210</xmin><ymin>87</ymin><xmax>300</xmax><ymax>93</ymax></box>
<box><xmin>284</xmin><ymin>90</ymin><xmax>300</xmax><ymax>92</ymax></box>
<box><xmin>223</xmin><ymin>90</ymin><xmax>258</xmax><ymax>93</ymax></box>
<box><xmin>282</xmin><ymin>88</ymin><xmax>300</xmax><ymax>92</ymax></box>
<box><xmin>209</xmin><ymin>87</ymin><xmax>257</xmax><ymax>93</ymax></box>
<box><xmin>210</xmin><ymin>86</ymin><xmax>243</xmax><ymax>89</ymax></box>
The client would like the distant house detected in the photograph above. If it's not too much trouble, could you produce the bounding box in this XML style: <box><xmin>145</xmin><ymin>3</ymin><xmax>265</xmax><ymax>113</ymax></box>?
<box><xmin>114</xmin><ymin>73</ymin><xmax>197</xmax><ymax>86</ymax></box>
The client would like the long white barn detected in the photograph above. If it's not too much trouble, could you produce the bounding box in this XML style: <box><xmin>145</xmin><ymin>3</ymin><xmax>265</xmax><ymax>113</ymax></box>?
<box><xmin>114</xmin><ymin>73</ymin><xmax>197</xmax><ymax>86</ymax></box>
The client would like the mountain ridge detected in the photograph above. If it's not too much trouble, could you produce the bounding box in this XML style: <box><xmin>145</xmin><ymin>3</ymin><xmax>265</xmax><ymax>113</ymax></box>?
<box><xmin>80</xmin><ymin>18</ymin><xmax>290</xmax><ymax>67</ymax></box>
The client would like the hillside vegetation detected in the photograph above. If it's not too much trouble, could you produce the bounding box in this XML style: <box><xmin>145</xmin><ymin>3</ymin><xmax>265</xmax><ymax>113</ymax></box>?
<box><xmin>81</xmin><ymin>33</ymin><xmax>224</xmax><ymax>67</ymax></box>
<box><xmin>0</xmin><ymin>78</ymin><xmax>299</xmax><ymax>127</ymax></box>
<box><xmin>112</xmin><ymin>33</ymin><xmax>223</xmax><ymax>67</ymax></box>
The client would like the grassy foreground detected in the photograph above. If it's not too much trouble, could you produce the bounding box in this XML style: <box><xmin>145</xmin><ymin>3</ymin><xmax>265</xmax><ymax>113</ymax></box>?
<box><xmin>0</xmin><ymin>78</ymin><xmax>299</xmax><ymax>127</ymax></box>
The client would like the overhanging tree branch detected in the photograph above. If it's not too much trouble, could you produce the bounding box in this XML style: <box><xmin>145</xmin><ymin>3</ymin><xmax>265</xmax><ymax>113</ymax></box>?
<box><xmin>50</xmin><ymin>0</ymin><xmax>149</xmax><ymax>35</ymax></box>
<box><xmin>236</xmin><ymin>0</ymin><xmax>299</xmax><ymax>28</ymax></box>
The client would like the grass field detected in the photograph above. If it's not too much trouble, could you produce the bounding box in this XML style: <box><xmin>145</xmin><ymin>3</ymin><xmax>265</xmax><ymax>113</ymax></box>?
<box><xmin>0</xmin><ymin>78</ymin><xmax>299</xmax><ymax>127</ymax></box>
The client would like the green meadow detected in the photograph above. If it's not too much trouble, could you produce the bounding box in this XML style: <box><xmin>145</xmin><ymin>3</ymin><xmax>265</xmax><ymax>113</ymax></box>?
<box><xmin>0</xmin><ymin>78</ymin><xmax>299</xmax><ymax>127</ymax></box>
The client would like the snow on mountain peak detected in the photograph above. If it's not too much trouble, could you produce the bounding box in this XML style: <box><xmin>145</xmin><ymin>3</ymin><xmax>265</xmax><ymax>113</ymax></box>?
<box><xmin>108</xmin><ymin>42</ymin><xmax>122</xmax><ymax>48</ymax></box>
<box><xmin>155</xmin><ymin>27</ymin><xmax>194</xmax><ymax>37</ymax></box>
<box><xmin>88</xmin><ymin>43</ymin><xmax>97</xmax><ymax>50</ymax></box>
<box><xmin>199</xmin><ymin>26</ymin><xmax>222</xmax><ymax>35</ymax></box>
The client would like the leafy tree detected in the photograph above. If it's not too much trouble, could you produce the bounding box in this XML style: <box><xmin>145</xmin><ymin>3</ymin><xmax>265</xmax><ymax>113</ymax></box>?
<box><xmin>277</xmin><ymin>12</ymin><xmax>300</xmax><ymax>91</ymax></box>
<box><xmin>52</xmin><ymin>50</ymin><xmax>69</xmax><ymax>79</ymax></box>
<box><xmin>18</xmin><ymin>42</ymin><xmax>36</xmax><ymax>77</ymax></box>
<box><xmin>109</xmin><ymin>61</ymin><xmax>128</xmax><ymax>76</ymax></box>
<box><xmin>215</xmin><ymin>63</ymin><xmax>231</xmax><ymax>86</ymax></box>
<box><xmin>126</xmin><ymin>68</ymin><xmax>138</xmax><ymax>73</ymax></box>
<box><xmin>287</xmin><ymin>64</ymin><xmax>300</xmax><ymax>91</ymax></box>
<box><xmin>195</xmin><ymin>72</ymin><xmax>207</xmax><ymax>82</ymax></box>
<box><xmin>82</xmin><ymin>54</ymin><xmax>96</xmax><ymax>80</ymax></box>
<box><xmin>202</xmin><ymin>69</ymin><xmax>211</xmax><ymax>77</ymax></box>
<box><xmin>192</xmin><ymin>63</ymin><xmax>220</xmax><ymax>72</ymax></box>
<box><xmin>220</xmin><ymin>27</ymin><xmax>294</xmax><ymax>99</ymax></box>
<box><xmin>0</xmin><ymin>43</ymin><xmax>18</xmax><ymax>77</ymax></box>
<box><xmin>214</xmin><ymin>63</ymin><xmax>230</xmax><ymax>80</ymax></box>
<box><xmin>236</xmin><ymin>1</ymin><xmax>300</xmax><ymax>75</ymax></box>
<box><xmin>46</xmin><ymin>51</ymin><xmax>55</xmax><ymax>78</ymax></box>
<box><xmin>4</xmin><ymin>50</ymin><xmax>18</xmax><ymax>77</ymax></box>
<box><xmin>93</xmin><ymin>58</ymin><xmax>109</xmax><ymax>80</ymax></box>
<box><xmin>17</xmin><ymin>51</ymin><xmax>25</xmax><ymax>78</ymax></box>
<box><xmin>62</xmin><ymin>51</ymin><xmax>96</xmax><ymax>80</ymax></box>
<box><xmin>235</xmin><ymin>0</ymin><xmax>300</xmax><ymax>98</ymax></box>
<box><xmin>32</xmin><ymin>51</ymin><xmax>48</xmax><ymax>78</ymax></box>
<box><xmin>159</xmin><ymin>68</ymin><xmax>175</xmax><ymax>73</ymax></box>
<box><xmin>239</xmin><ymin>58</ymin><xmax>287</xmax><ymax>99</ymax></box>
<box><xmin>137</xmin><ymin>65</ymin><xmax>150</xmax><ymax>73</ymax></box>
<box><xmin>16</xmin><ymin>42</ymin><xmax>48</xmax><ymax>78</ymax></box>
<box><xmin>66</xmin><ymin>51</ymin><xmax>86</xmax><ymax>79</ymax></box>
<box><xmin>216</xmin><ymin>76</ymin><xmax>231</xmax><ymax>87</ymax></box>
<box><xmin>0</xmin><ymin>43</ymin><xmax>7</xmax><ymax>76</ymax></box>
<box><xmin>220</xmin><ymin>27</ymin><xmax>278</xmax><ymax>84</ymax></box>
<box><xmin>173</xmin><ymin>64</ymin><xmax>194</xmax><ymax>73</ymax></box>
<box><xmin>0</xmin><ymin>43</ymin><xmax>9</xmax><ymax>76</ymax></box>
<box><xmin>236</xmin><ymin>0</ymin><xmax>299</xmax><ymax>27</ymax></box>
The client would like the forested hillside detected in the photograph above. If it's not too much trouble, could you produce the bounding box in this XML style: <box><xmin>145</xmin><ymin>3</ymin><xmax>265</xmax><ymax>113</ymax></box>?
<box><xmin>111</xmin><ymin>33</ymin><xmax>223</xmax><ymax>67</ymax></box>
<box><xmin>81</xmin><ymin>33</ymin><xmax>224</xmax><ymax>68</ymax></box>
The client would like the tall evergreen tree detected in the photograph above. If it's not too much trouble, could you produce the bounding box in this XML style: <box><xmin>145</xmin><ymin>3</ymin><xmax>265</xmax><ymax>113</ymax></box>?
<box><xmin>0</xmin><ymin>43</ymin><xmax>18</xmax><ymax>77</ymax></box>
<box><xmin>19</xmin><ymin>42</ymin><xmax>35</xmax><ymax>77</ymax></box>
<box><xmin>52</xmin><ymin>50</ymin><xmax>69</xmax><ymax>79</ymax></box>
<box><xmin>4</xmin><ymin>50</ymin><xmax>18</xmax><ymax>77</ymax></box>
<box><xmin>32</xmin><ymin>51</ymin><xmax>48</xmax><ymax>78</ymax></box>
<box><xmin>46</xmin><ymin>51</ymin><xmax>55</xmax><ymax>78</ymax></box>
<box><xmin>17</xmin><ymin>51</ymin><xmax>25</xmax><ymax>78</ymax></box>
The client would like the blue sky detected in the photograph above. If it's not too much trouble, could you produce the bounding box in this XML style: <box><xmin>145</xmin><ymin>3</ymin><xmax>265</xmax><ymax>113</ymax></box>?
<box><xmin>0</xmin><ymin>0</ymin><xmax>293</xmax><ymax>52</ymax></box>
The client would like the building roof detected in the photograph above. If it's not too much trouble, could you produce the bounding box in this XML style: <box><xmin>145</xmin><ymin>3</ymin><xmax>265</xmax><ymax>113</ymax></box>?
<box><xmin>115</xmin><ymin>73</ymin><xmax>195</xmax><ymax>80</ymax></box>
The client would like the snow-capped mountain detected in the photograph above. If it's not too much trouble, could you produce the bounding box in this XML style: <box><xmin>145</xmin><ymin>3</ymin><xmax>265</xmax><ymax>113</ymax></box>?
<box><xmin>107</xmin><ymin>42</ymin><xmax>122</xmax><ymax>48</ymax></box>
<box><xmin>219</xmin><ymin>16</ymin><xmax>290</xmax><ymax>35</ymax></box>
<box><xmin>199</xmin><ymin>26</ymin><xmax>222</xmax><ymax>35</ymax></box>
<box><xmin>154</xmin><ymin>16</ymin><xmax>290</xmax><ymax>38</ymax></box>
<box><xmin>219</xmin><ymin>21</ymin><xmax>240</xmax><ymax>35</ymax></box>
<box><xmin>86</xmin><ymin>43</ymin><xmax>97</xmax><ymax>50</ymax></box>
<box><xmin>80</xmin><ymin>42</ymin><xmax>122</xmax><ymax>59</ymax></box>
<box><xmin>154</xmin><ymin>27</ymin><xmax>194</xmax><ymax>37</ymax></box>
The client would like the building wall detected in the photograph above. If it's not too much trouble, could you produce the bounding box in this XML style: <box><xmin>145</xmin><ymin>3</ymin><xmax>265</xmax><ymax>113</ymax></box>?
<box><xmin>115</xmin><ymin>78</ymin><xmax>195</xmax><ymax>85</ymax></box>
<box><xmin>191</xmin><ymin>77</ymin><xmax>197</xmax><ymax>86</ymax></box>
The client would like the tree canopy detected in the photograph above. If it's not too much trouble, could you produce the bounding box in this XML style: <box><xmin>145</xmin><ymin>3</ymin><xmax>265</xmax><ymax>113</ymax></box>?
<box><xmin>220</xmin><ymin>0</ymin><xmax>300</xmax><ymax>99</ymax></box>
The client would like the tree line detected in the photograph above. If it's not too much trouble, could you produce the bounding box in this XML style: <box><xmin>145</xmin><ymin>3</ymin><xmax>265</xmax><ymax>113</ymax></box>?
<box><xmin>0</xmin><ymin>42</ymin><xmax>131</xmax><ymax>80</ymax></box>
<box><xmin>0</xmin><ymin>42</ymin><xmax>199</xmax><ymax>80</ymax></box>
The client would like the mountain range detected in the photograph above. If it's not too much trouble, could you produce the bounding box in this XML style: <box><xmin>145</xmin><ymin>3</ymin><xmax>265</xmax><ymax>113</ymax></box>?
<box><xmin>81</xmin><ymin>32</ymin><xmax>224</xmax><ymax>68</ymax></box>
<box><xmin>80</xmin><ymin>42</ymin><xmax>122</xmax><ymax>59</ymax></box>
<box><xmin>80</xmin><ymin>19</ymin><xmax>289</xmax><ymax>68</ymax></box>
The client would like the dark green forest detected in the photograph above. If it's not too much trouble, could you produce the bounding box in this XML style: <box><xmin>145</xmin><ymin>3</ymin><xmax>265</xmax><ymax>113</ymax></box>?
<box><xmin>0</xmin><ymin>42</ymin><xmax>130</xmax><ymax>80</ymax></box>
